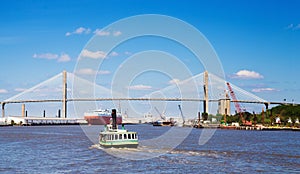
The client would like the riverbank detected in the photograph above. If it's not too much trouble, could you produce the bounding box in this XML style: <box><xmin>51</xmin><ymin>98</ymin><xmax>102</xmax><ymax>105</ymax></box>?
<box><xmin>219</xmin><ymin>124</ymin><xmax>300</xmax><ymax>131</ymax></box>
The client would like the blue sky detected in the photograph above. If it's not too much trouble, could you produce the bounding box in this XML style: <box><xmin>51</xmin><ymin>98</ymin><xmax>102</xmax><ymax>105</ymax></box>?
<box><xmin>0</xmin><ymin>0</ymin><xmax>300</xmax><ymax>105</ymax></box>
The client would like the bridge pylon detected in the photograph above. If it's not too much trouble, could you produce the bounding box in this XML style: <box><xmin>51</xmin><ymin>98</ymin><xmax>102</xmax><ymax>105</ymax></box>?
<box><xmin>62</xmin><ymin>70</ymin><xmax>67</xmax><ymax>118</ymax></box>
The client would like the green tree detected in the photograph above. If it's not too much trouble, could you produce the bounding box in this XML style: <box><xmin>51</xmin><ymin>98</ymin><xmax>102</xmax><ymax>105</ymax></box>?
<box><xmin>270</xmin><ymin>105</ymin><xmax>300</xmax><ymax>123</ymax></box>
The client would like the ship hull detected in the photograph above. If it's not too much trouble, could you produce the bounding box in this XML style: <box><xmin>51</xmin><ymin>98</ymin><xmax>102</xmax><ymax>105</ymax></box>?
<box><xmin>84</xmin><ymin>116</ymin><xmax>122</xmax><ymax>125</ymax></box>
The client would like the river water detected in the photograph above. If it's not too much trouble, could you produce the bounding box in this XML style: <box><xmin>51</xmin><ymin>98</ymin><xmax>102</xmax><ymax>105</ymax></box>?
<box><xmin>0</xmin><ymin>125</ymin><xmax>299</xmax><ymax>173</ymax></box>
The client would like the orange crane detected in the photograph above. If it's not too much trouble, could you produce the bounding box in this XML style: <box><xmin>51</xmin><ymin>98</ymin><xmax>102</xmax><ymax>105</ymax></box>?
<box><xmin>226</xmin><ymin>82</ymin><xmax>252</xmax><ymax>126</ymax></box>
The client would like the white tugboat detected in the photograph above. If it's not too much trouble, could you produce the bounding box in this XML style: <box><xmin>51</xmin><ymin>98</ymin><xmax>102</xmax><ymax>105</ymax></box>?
<box><xmin>99</xmin><ymin>109</ymin><xmax>138</xmax><ymax>148</ymax></box>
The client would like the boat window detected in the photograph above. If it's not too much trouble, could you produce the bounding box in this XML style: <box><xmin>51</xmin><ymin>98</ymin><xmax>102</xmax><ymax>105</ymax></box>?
<box><xmin>115</xmin><ymin>134</ymin><xmax>118</xmax><ymax>140</ymax></box>
<box><xmin>119</xmin><ymin>134</ymin><xmax>122</xmax><ymax>139</ymax></box>
<box><xmin>128</xmin><ymin>134</ymin><xmax>131</xmax><ymax>139</ymax></box>
<box><xmin>124</xmin><ymin>134</ymin><xmax>127</xmax><ymax>139</ymax></box>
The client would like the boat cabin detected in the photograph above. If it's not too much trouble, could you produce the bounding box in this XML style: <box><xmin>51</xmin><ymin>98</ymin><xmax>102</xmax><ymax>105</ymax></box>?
<box><xmin>99</xmin><ymin>131</ymin><xmax>138</xmax><ymax>142</ymax></box>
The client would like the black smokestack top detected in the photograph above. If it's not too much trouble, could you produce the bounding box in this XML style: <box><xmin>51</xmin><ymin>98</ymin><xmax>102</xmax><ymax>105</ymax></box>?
<box><xmin>112</xmin><ymin>109</ymin><xmax>117</xmax><ymax>129</ymax></box>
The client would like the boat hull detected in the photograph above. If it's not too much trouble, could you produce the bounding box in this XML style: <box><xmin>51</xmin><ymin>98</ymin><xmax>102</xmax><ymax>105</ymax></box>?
<box><xmin>99</xmin><ymin>142</ymin><xmax>138</xmax><ymax>148</ymax></box>
<box><xmin>153</xmin><ymin>121</ymin><xmax>175</xmax><ymax>126</ymax></box>
<box><xmin>220</xmin><ymin>125</ymin><xmax>237</xmax><ymax>130</ymax></box>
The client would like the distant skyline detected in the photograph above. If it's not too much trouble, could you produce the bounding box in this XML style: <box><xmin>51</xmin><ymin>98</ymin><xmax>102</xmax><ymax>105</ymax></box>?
<box><xmin>0</xmin><ymin>0</ymin><xmax>299</xmax><ymax>104</ymax></box>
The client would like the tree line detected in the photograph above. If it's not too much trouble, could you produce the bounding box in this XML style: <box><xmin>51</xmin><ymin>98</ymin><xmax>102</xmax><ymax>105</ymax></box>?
<box><xmin>220</xmin><ymin>104</ymin><xmax>300</xmax><ymax>126</ymax></box>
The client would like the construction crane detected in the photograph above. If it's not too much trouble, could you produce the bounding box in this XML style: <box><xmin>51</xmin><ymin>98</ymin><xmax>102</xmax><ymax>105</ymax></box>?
<box><xmin>178</xmin><ymin>105</ymin><xmax>185</xmax><ymax>125</ymax></box>
<box><xmin>154</xmin><ymin>107</ymin><xmax>166</xmax><ymax>121</ymax></box>
<box><xmin>153</xmin><ymin>107</ymin><xmax>174</xmax><ymax>126</ymax></box>
<box><xmin>226</xmin><ymin>82</ymin><xmax>252</xmax><ymax>126</ymax></box>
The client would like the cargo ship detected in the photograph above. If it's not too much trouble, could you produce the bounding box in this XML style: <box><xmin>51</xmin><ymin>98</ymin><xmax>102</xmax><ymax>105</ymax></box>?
<box><xmin>84</xmin><ymin>109</ymin><xmax>122</xmax><ymax>125</ymax></box>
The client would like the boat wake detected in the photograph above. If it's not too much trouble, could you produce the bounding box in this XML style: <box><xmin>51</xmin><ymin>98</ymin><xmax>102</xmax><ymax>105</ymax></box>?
<box><xmin>89</xmin><ymin>143</ymin><xmax>221</xmax><ymax>160</ymax></box>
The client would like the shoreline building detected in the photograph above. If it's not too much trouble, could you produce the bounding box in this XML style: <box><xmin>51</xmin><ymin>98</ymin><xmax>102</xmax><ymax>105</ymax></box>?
<box><xmin>218</xmin><ymin>92</ymin><xmax>231</xmax><ymax>116</ymax></box>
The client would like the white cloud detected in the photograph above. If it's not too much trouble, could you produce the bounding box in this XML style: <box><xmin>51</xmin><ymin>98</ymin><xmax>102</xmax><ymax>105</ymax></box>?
<box><xmin>0</xmin><ymin>89</ymin><xmax>8</xmax><ymax>93</ymax></box>
<box><xmin>76</xmin><ymin>68</ymin><xmax>97</xmax><ymax>75</ymax></box>
<box><xmin>128</xmin><ymin>85</ymin><xmax>152</xmax><ymax>90</ymax></box>
<box><xmin>65</xmin><ymin>32</ymin><xmax>72</xmax><ymax>36</ymax></box>
<box><xmin>65</xmin><ymin>27</ymin><xmax>91</xmax><ymax>36</ymax></box>
<box><xmin>33</xmin><ymin>53</ymin><xmax>58</xmax><ymax>60</ymax></box>
<box><xmin>252</xmin><ymin>88</ymin><xmax>278</xmax><ymax>93</ymax></box>
<box><xmin>109</xmin><ymin>51</ymin><xmax>119</xmax><ymax>57</ymax></box>
<box><xmin>294</xmin><ymin>24</ymin><xmax>300</xmax><ymax>30</ymax></box>
<box><xmin>286</xmin><ymin>24</ymin><xmax>294</xmax><ymax>29</ymax></box>
<box><xmin>231</xmin><ymin>70</ymin><xmax>263</xmax><ymax>79</ymax></box>
<box><xmin>33</xmin><ymin>53</ymin><xmax>71</xmax><ymax>62</ymax></box>
<box><xmin>168</xmin><ymin>79</ymin><xmax>180</xmax><ymax>85</ymax></box>
<box><xmin>14</xmin><ymin>88</ymin><xmax>27</xmax><ymax>92</ymax></box>
<box><xmin>58</xmin><ymin>53</ymin><xmax>71</xmax><ymax>62</ymax></box>
<box><xmin>66</xmin><ymin>28</ymin><xmax>121</xmax><ymax>37</ymax></box>
<box><xmin>125</xmin><ymin>51</ymin><xmax>132</xmax><ymax>55</ymax></box>
<box><xmin>113</xmin><ymin>31</ymin><xmax>122</xmax><ymax>36</ymax></box>
<box><xmin>285</xmin><ymin>23</ymin><xmax>300</xmax><ymax>30</ymax></box>
<box><xmin>93</xmin><ymin>29</ymin><xmax>122</xmax><ymax>36</ymax></box>
<box><xmin>75</xmin><ymin>27</ymin><xmax>91</xmax><ymax>34</ymax></box>
<box><xmin>94</xmin><ymin>29</ymin><xmax>110</xmax><ymax>36</ymax></box>
<box><xmin>76</xmin><ymin>68</ymin><xmax>110</xmax><ymax>75</ymax></box>
<box><xmin>81</xmin><ymin>49</ymin><xmax>107</xmax><ymax>59</ymax></box>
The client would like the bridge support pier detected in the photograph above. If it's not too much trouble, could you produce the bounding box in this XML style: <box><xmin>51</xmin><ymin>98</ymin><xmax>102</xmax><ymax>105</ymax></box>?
<box><xmin>264</xmin><ymin>102</ymin><xmax>269</xmax><ymax>118</ymax></box>
<box><xmin>203</xmin><ymin>71</ymin><xmax>209</xmax><ymax>114</ymax></box>
<box><xmin>22</xmin><ymin>104</ymin><xmax>25</xmax><ymax>117</ymax></box>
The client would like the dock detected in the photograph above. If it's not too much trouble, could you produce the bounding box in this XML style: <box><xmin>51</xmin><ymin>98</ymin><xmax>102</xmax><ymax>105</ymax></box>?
<box><xmin>220</xmin><ymin>125</ymin><xmax>300</xmax><ymax>131</ymax></box>
<box><xmin>2</xmin><ymin>116</ymin><xmax>87</xmax><ymax>126</ymax></box>
<box><xmin>261</xmin><ymin>126</ymin><xmax>300</xmax><ymax>131</ymax></box>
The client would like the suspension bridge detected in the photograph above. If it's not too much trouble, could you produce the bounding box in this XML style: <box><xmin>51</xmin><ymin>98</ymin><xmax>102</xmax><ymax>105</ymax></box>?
<box><xmin>0</xmin><ymin>71</ymin><xmax>298</xmax><ymax>125</ymax></box>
